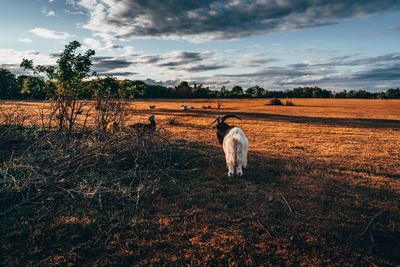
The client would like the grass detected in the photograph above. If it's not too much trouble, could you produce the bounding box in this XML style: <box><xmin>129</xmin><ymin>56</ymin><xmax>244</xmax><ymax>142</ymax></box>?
<box><xmin>1</xmin><ymin>98</ymin><xmax>400</xmax><ymax>265</ymax></box>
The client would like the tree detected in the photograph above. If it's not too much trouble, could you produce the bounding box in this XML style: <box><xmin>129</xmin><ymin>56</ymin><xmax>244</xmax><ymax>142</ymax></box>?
<box><xmin>21</xmin><ymin>40</ymin><xmax>95</xmax><ymax>131</ymax></box>
<box><xmin>119</xmin><ymin>80</ymin><xmax>147</xmax><ymax>98</ymax></box>
<box><xmin>246</xmin><ymin>85</ymin><xmax>265</xmax><ymax>97</ymax></box>
<box><xmin>18</xmin><ymin>75</ymin><xmax>49</xmax><ymax>99</ymax></box>
<box><xmin>175</xmin><ymin>81</ymin><xmax>192</xmax><ymax>98</ymax></box>
<box><xmin>0</xmin><ymin>68</ymin><xmax>18</xmax><ymax>99</ymax></box>
<box><xmin>230</xmin><ymin>85</ymin><xmax>244</xmax><ymax>97</ymax></box>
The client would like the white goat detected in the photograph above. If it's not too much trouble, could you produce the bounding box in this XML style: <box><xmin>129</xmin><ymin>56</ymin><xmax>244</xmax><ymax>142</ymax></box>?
<box><xmin>181</xmin><ymin>105</ymin><xmax>194</xmax><ymax>110</ymax></box>
<box><xmin>210</xmin><ymin>115</ymin><xmax>248</xmax><ymax>177</ymax></box>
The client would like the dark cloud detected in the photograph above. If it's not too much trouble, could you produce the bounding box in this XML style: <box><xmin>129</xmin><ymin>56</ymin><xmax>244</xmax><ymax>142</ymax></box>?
<box><xmin>185</xmin><ymin>63</ymin><xmax>228</xmax><ymax>72</ymax></box>
<box><xmin>156</xmin><ymin>51</ymin><xmax>209</xmax><ymax>68</ymax></box>
<box><xmin>140</xmin><ymin>55</ymin><xmax>162</xmax><ymax>64</ymax></box>
<box><xmin>109</xmin><ymin>44</ymin><xmax>124</xmax><ymax>49</ymax></box>
<box><xmin>216</xmin><ymin>67</ymin><xmax>309</xmax><ymax>78</ymax></box>
<box><xmin>243</xmin><ymin>57</ymin><xmax>279</xmax><ymax>67</ymax></box>
<box><xmin>75</xmin><ymin>0</ymin><xmax>400</xmax><ymax>40</ymax></box>
<box><xmin>97</xmin><ymin>71</ymin><xmax>137</xmax><ymax>77</ymax></box>
<box><xmin>137</xmin><ymin>51</ymin><xmax>229</xmax><ymax>72</ymax></box>
<box><xmin>49</xmin><ymin>53</ymin><xmax>61</xmax><ymax>58</ymax></box>
<box><xmin>352</xmin><ymin>63</ymin><xmax>400</xmax><ymax>81</ymax></box>
<box><xmin>92</xmin><ymin>56</ymin><xmax>134</xmax><ymax>72</ymax></box>
<box><xmin>345</xmin><ymin>53</ymin><xmax>400</xmax><ymax>66</ymax></box>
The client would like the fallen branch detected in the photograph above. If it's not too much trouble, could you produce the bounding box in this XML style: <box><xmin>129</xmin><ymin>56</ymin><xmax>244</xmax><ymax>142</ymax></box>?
<box><xmin>360</xmin><ymin>210</ymin><xmax>385</xmax><ymax>236</ymax></box>
<box><xmin>280</xmin><ymin>194</ymin><xmax>292</xmax><ymax>213</ymax></box>
<box><xmin>257</xmin><ymin>219</ymin><xmax>273</xmax><ymax>238</ymax></box>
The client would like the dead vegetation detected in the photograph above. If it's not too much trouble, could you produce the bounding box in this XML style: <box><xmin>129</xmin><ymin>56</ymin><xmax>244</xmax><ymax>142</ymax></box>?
<box><xmin>0</xmin><ymin>99</ymin><xmax>400</xmax><ymax>266</ymax></box>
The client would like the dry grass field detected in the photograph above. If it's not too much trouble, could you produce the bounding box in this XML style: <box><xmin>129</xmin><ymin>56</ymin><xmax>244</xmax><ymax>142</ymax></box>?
<box><xmin>1</xmin><ymin>98</ymin><xmax>400</xmax><ymax>266</ymax></box>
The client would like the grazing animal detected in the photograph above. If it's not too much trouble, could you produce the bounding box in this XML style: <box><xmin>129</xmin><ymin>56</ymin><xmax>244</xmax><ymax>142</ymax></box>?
<box><xmin>106</xmin><ymin>120</ymin><xmax>119</xmax><ymax>134</ymax></box>
<box><xmin>202</xmin><ymin>106</ymin><xmax>208</xmax><ymax>109</ymax></box>
<box><xmin>130</xmin><ymin>115</ymin><xmax>156</xmax><ymax>132</ymax></box>
<box><xmin>150</xmin><ymin>105</ymin><xmax>156</xmax><ymax>109</ymax></box>
<box><xmin>207</xmin><ymin>105</ymin><xmax>211</xmax><ymax>109</ymax></box>
<box><xmin>210</xmin><ymin>114</ymin><xmax>248</xmax><ymax>177</ymax></box>
<box><xmin>181</xmin><ymin>105</ymin><xmax>194</xmax><ymax>110</ymax></box>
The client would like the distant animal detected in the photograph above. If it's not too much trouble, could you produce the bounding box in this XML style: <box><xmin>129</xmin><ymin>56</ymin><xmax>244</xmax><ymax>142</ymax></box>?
<box><xmin>150</xmin><ymin>105</ymin><xmax>156</xmax><ymax>109</ymax></box>
<box><xmin>210</xmin><ymin>114</ymin><xmax>248</xmax><ymax>177</ymax></box>
<box><xmin>181</xmin><ymin>105</ymin><xmax>194</xmax><ymax>110</ymax></box>
<box><xmin>207</xmin><ymin>105</ymin><xmax>211</xmax><ymax>109</ymax></box>
<box><xmin>130</xmin><ymin>115</ymin><xmax>156</xmax><ymax>132</ymax></box>
<box><xmin>202</xmin><ymin>106</ymin><xmax>208</xmax><ymax>109</ymax></box>
<box><xmin>106</xmin><ymin>120</ymin><xmax>119</xmax><ymax>134</ymax></box>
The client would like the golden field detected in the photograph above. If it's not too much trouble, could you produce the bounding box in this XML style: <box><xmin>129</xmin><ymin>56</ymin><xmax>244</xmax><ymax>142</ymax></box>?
<box><xmin>1</xmin><ymin>98</ymin><xmax>399</xmax><ymax>265</ymax></box>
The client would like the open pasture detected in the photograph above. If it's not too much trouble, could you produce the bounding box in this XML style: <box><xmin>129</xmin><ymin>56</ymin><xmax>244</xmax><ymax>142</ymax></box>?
<box><xmin>1</xmin><ymin>98</ymin><xmax>400</xmax><ymax>265</ymax></box>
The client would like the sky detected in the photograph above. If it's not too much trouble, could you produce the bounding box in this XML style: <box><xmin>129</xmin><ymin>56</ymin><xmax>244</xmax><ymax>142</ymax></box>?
<box><xmin>0</xmin><ymin>0</ymin><xmax>399</xmax><ymax>91</ymax></box>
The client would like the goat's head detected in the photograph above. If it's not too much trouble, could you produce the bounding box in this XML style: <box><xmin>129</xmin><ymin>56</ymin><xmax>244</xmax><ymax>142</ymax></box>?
<box><xmin>210</xmin><ymin>114</ymin><xmax>241</xmax><ymax>144</ymax></box>
<box><xmin>149</xmin><ymin>115</ymin><xmax>155</xmax><ymax>123</ymax></box>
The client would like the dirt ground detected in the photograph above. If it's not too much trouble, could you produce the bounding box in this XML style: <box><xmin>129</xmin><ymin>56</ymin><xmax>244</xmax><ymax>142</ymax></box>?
<box><xmin>1</xmin><ymin>98</ymin><xmax>399</xmax><ymax>266</ymax></box>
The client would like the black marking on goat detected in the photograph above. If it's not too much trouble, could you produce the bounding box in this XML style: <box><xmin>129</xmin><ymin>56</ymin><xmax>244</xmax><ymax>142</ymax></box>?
<box><xmin>210</xmin><ymin>114</ymin><xmax>241</xmax><ymax>144</ymax></box>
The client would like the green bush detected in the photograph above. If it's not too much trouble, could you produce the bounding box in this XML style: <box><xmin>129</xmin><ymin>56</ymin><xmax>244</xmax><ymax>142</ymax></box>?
<box><xmin>285</xmin><ymin>100</ymin><xmax>295</xmax><ymax>106</ymax></box>
<box><xmin>268</xmin><ymin>98</ymin><xmax>283</xmax><ymax>106</ymax></box>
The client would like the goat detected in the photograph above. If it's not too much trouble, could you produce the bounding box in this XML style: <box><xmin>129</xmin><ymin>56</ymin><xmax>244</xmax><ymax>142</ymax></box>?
<box><xmin>181</xmin><ymin>105</ymin><xmax>194</xmax><ymax>110</ymax></box>
<box><xmin>106</xmin><ymin>120</ymin><xmax>119</xmax><ymax>135</ymax></box>
<box><xmin>150</xmin><ymin>105</ymin><xmax>156</xmax><ymax>109</ymax></box>
<box><xmin>130</xmin><ymin>115</ymin><xmax>156</xmax><ymax>132</ymax></box>
<box><xmin>210</xmin><ymin>114</ymin><xmax>248</xmax><ymax>177</ymax></box>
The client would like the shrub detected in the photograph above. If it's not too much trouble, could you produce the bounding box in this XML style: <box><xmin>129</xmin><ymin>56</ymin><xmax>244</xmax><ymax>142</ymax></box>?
<box><xmin>168</xmin><ymin>118</ymin><xmax>180</xmax><ymax>126</ymax></box>
<box><xmin>285</xmin><ymin>100</ymin><xmax>295</xmax><ymax>106</ymax></box>
<box><xmin>267</xmin><ymin>98</ymin><xmax>283</xmax><ymax>106</ymax></box>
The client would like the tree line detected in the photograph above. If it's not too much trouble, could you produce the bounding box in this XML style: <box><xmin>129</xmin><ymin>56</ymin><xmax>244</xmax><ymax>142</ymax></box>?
<box><xmin>0</xmin><ymin>43</ymin><xmax>399</xmax><ymax>100</ymax></box>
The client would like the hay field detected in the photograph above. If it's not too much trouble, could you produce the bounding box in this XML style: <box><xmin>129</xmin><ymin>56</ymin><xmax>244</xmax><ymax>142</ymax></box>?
<box><xmin>1</xmin><ymin>98</ymin><xmax>400</xmax><ymax>265</ymax></box>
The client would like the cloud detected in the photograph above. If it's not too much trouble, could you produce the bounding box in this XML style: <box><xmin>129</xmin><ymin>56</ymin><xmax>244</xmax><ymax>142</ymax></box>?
<box><xmin>386</xmin><ymin>25</ymin><xmax>400</xmax><ymax>32</ymax></box>
<box><xmin>83</xmin><ymin>37</ymin><xmax>101</xmax><ymax>49</ymax></box>
<box><xmin>138</xmin><ymin>51</ymin><xmax>229</xmax><ymax>72</ymax></box>
<box><xmin>29</xmin><ymin>28</ymin><xmax>70</xmax><ymax>40</ymax></box>
<box><xmin>185</xmin><ymin>63</ymin><xmax>228</xmax><ymax>72</ymax></box>
<box><xmin>352</xmin><ymin>63</ymin><xmax>400</xmax><ymax>81</ymax></box>
<box><xmin>17</xmin><ymin>38</ymin><xmax>32</xmax><ymax>44</ymax></box>
<box><xmin>204</xmin><ymin>52</ymin><xmax>400</xmax><ymax>90</ymax></box>
<box><xmin>97</xmin><ymin>71</ymin><xmax>137</xmax><ymax>77</ymax></box>
<box><xmin>69</xmin><ymin>0</ymin><xmax>400</xmax><ymax>41</ymax></box>
<box><xmin>83</xmin><ymin>37</ymin><xmax>125</xmax><ymax>51</ymax></box>
<box><xmin>46</xmin><ymin>10</ymin><xmax>56</xmax><ymax>16</ymax></box>
<box><xmin>0</xmin><ymin>49</ymin><xmax>55</xmax><ymax>75</ymax></box>
<box><xmin>92</xmin><ymin>56</ymin><xmax>134</xmax><ymax>73</ymax></box>
<box><xmin>240</xmin><ymin>53</ymin><xmax>280</xmax><ymax>67</ymax></box>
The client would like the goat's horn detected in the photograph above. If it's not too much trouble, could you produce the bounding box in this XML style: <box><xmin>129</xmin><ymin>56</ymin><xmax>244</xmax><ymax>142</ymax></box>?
<box><xmin>209</xmin><ymin>116</ymin><xmax>220</xmax><ymax>125</ymax></box>
<box><xmin>220</xmin><ymin>114</ymin><xmax>241</xmax><ymax>123</ymax></box>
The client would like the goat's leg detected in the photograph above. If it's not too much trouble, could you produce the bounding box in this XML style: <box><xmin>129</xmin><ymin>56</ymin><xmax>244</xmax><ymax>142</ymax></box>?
<box><xmin>236</xmin><ymin>164</ymin><xmax>243</xmax><ymax>176</ymax></box>
<box><xmin>227</xmin><ymin>164</ymin><xmax>235</xmax><ymax>177</ymax></box>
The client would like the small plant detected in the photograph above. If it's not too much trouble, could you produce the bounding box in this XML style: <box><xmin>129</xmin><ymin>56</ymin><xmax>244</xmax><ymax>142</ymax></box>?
<box><xmin>168</xmin><ymin>118</ymin><xmax>179</xmax><ymax>126</ymax></box>
<box><xmin>285</xmin><ymin>100</ymin><xmax>295</xmax><ymax>106</ymax></box>
<box><xmin>267</xmin><ymin>98</ymin><xmax>283</xmax><ymax>106</ymax></box>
